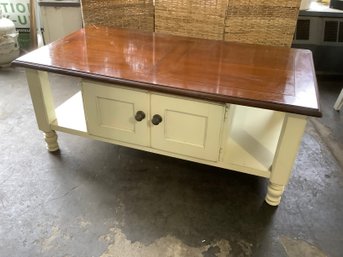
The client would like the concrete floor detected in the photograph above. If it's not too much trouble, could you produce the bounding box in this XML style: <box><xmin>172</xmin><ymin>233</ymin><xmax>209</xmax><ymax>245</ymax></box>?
<box><xmin>0</xmin><ymin>67</ymin><xmax>342</xmax><ymax>257</ymax></box>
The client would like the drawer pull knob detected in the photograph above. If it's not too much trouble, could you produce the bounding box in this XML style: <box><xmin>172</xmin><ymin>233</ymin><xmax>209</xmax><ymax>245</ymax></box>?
<box><xmin>151</xmin><ymin>114</ymin><xmax>163</xmax><ymax>125</ymax></box>
<box><xmin>135</xmin><ymin>111</ymin><xmax>146</xmax><ymax>122</ymax></box>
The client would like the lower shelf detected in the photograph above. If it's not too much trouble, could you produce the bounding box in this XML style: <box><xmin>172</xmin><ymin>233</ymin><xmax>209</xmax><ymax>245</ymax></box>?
<box><xmin>221</xmin><ymin>105</ymin><xmax>285</xmax><ymax>177</ymax></box>
<box><xmin>51</xmin><ymin>91</ymin><xmax>87</xmax><ymax>135</ymax></box>
<box><xmin>50</xmin><ymin>91</ymin><xmax>274</xmax><ymax>178</ymax></box>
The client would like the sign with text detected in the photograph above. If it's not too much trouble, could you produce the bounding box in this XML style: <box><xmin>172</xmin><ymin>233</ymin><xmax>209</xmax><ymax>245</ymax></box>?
<box><xmin>0</xmin><ymin>0</ymin><xmax>32</xmax><ymax>50</ymax></box>
<box><xmin>0</xmin><ymin>0</ymin><xmax>30</xmax><ymax>28</ymax></box>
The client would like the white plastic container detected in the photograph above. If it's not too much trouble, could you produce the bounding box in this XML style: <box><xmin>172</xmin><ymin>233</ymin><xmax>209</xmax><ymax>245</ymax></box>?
<box><xmin>0</xmin><ymin>10</ymin><xmax>20</xmax><ymax>66</ymax></box>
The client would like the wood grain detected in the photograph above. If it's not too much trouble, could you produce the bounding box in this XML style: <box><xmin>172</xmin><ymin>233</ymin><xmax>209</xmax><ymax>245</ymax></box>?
<box><xmin>13</xmin><ymin>26</ymin><xmax>321</xmax><ymax>117</ymax></box>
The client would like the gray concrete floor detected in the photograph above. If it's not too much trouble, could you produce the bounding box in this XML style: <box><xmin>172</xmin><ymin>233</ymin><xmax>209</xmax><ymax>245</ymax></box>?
<box><xmin>0</xmin><ymin>67</ymin><xmax>342</xmax><ymax>257</ymax></box>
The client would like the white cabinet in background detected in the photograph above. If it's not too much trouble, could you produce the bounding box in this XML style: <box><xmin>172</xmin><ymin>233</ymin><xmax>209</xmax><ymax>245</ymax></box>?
<box><xmin>39</xmin><ymin>1</ymin><xmax>82</xmax><ymax>43</ymax></box>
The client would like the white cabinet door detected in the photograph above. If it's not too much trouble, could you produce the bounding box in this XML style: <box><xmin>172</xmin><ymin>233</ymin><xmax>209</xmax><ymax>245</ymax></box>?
<box><xmin>82</xmin><ymin>81</ymin><xmax>150</xmax><ymax>146</ymax></box>
<box><xmin>150</xmin><ymin>94</ymin><xmax>224</xmax><ymax>161</ymax></box>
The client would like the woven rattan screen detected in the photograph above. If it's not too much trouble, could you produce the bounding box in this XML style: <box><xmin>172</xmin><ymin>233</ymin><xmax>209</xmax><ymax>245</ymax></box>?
<box><xmin>81</xmin><ymin>0</ymin><xmax>154</xmax><ymax>32</ymax></box>
<box><xmin>81</xmin><ymin>0</ymin><xmax>301</xmax><ymax>46</ymax></box>
<box><xmin>224</xmin><ymin>0</ymin><xmax>301</xmax><ymax>47</ymax></box>
<box><xmin>155</xmin><ymin>0</ymin><xmax>228</xmax><ymax>40</ymax></box>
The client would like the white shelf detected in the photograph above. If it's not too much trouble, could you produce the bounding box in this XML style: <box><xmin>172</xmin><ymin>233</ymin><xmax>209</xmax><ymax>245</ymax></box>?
<box><xmin>51</xmin><ymin>91</ymin><xmax>88</xmax><ymax>135</ymax></box>
<box><xmin>220</xmin><ymin>105</ymin><xmax>285</xmax><ymax>178</ymax></box>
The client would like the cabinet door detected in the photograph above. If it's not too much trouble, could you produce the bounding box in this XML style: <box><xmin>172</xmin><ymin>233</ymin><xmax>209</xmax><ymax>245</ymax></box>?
<box><xmin>82</xmin><ymin>81</ymin><xmax>150</xmax><ymax>146</ymax></box>
<box><xmin>151</xmin><ymin>94</ymin><xmax>224</xmax><ymax>161</ymax></box>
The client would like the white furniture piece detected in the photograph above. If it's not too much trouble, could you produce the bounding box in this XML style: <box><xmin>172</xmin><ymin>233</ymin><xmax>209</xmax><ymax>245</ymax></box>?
<box><xmin>13</xmin><ymin>27</ymin><xmax>321</xmax><ymax>206</ymax></box>
<box><xmin>38</xmin><ymin>0</ymin><xmax>82</xmax><ymax>44</ymax></box>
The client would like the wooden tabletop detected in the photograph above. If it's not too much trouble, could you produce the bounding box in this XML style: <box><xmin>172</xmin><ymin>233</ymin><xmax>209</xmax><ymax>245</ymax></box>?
<box><xmin>13</xmin><ymin>26</ymin><xmax>321</xmax><ymax>117</ymax></box>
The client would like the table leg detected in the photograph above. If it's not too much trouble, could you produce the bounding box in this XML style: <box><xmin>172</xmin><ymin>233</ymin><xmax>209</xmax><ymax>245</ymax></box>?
<box><xmin>25</xmin><ymin>69</ymin><xmax>59</xmax><ymax>152</ymax></box>
<box><xmin>265</xmin><ymin>113</ymin><xmax>307</xmax><ymax>206</ymax></box>
<box><xmin>44</xmin><ymin>131</ymin><xmax>59</xmax><ymax>152</ymax></box>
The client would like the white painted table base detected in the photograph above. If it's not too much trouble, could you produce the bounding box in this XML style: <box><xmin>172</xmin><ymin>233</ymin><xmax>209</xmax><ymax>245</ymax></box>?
<box><xmin>25</xmin><ymin>69</ymin><xmax>307</xmax><ymax>206</ymax></box>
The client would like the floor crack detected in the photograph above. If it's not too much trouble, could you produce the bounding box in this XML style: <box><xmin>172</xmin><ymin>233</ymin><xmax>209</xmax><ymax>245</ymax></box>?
<box><xmin>45</xmin><ymin>185</ymin><xmax>80</xmax><ymax>203</ymax></box>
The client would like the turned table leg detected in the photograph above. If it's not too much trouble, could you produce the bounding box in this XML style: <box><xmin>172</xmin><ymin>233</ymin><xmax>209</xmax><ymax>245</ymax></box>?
<box><xmin>44</xmin><ymin>131</ymin><xmax>59</xmax><ymax>152</ymax></box>
<box><xmin>265</xmin><ymin>183</ymin><xmax>285</xmax><ymax>206</ymax></box>
<box><xmin>25</xmin><ymin>69</ymin><xmax>59</xmax><ymax>151</ymax></box>
<box><xmin>265</xmin><ymin>113</ymin><xmax>307</xmax><ymax>206</ymax></box>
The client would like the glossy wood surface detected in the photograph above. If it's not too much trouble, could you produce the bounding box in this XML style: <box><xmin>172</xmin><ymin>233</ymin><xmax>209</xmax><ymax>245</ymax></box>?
<box><xmin>13</xmin><ymin>26</ymin><xmax>321</xmax><ymax>117</ymax></box>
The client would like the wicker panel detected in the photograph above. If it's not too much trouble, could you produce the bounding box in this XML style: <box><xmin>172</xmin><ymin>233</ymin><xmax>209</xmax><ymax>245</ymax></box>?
<box><xmin>81</xmin><ymin>0</ymin><xmax>301</xmax><ymax>46</ymax></box>
<box><xmin>155</xmin><ymin>0</ymin><xmax>229</xmax><ymax>40</ymax></box>
<box><xmin>81</xmin><ymin>0</ymin><xmax>154</xmax><ymax>32</ymax></box>
<box><xmin>224</xmin><ymin>0</ymin><xmax>301</xmax><ymax>46</ymax></box>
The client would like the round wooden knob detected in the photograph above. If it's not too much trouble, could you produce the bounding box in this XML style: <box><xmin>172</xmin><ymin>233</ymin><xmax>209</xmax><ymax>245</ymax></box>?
<box><xmin>135</xmin><ymin>111</ymin><xmax>146</xmax><ymax>121</ymax></box>
<box><xmin>151</xmin><ymin>114</ymin><xmax>163</xmax><ymax>125</ymax></box>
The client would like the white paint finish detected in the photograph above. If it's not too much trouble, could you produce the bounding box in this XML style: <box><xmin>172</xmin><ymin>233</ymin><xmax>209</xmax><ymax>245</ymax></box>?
<box><xmin>265</xmin><ymin>113</ymin><xmax>307</xmax><ymax>205</ymax></box>
<box><xmin>97</xmin><ymin>97</ymin><xmax>135</xmax><ymax>132</ymax></box>
<box><xmin>223</xmin><ymin>137</ymin><xmax>271</xmax><ymax>175</ymax></box>
<box><xmin>24</xmin><ymin>70</ymin><xmax>309</xmax><ymax>206</ymax></box>
<box><xmin>53</xmin><ymin>91</ymin><xmax>87</xmax><ymax>132</ymax></box>
<box><xmin>82</xmin><ymin>81</ymin><xmax>150</xmax><ymax>147</ymax></box>
<box><xmin>44</xmin><ymin>130</ymin><xmax>59</xmax><ymax>151</ymax></box>
<box><xmin>48</xmin><ymin>91</ymin><xmax>269</xmax><ymax>176</ymax></box>
<box><xmin>151</xmin><ymin>94</ymin><xmax>224</xmax><ymax>162</ymax></box>
<box><xmin>333</xmin><ymin>88</ymin><xmax>343</xmax><ymax>111</ymax></box>
<box><xmin>164</xmin><ymin>110</ymin><xmax>207</xmax><ymax>147</ymax></box>
<box><xmin>40</xmin><ymin>5</ymin><xmax>82</xmax><ymax>43</ymax></box>
<box><xmin>50</xmin><ymin>123</ymin><xmax>272</xmax><ymax>178</ymax></box>
<box><xmin>25</xmin><ymin>69</ymin><xmax>56</xmax><ymax>132</ymax></box>
<box><xmin>222</xmin><ymin>105</ymin><xmax>284</xmax><ymax>173</ymax></box>
<box><xmin>265</xmin><ymin>182</ymin><xmax>285</xmax><ymax>206</ymax></box>
<box><xmin>82</xmin><ymin>82</ymin><xmax>224</xmax><ymax>162</ymax></box>
<box><xmin>269</xmin><ymin>113</ymin><xmax>307</xmax><ymax>186</ymax></box>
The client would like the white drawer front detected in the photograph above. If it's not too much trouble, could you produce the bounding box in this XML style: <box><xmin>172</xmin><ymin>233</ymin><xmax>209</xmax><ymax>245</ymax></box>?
<box><xmin>150</xmin><ymin>94</ymin><xmax>224</xmax><ymax>161</ymax></box>
<box><xmin>82</xmin><ymin>81</ymin><xmax>150</xmax><ymax>146</ymax></box>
